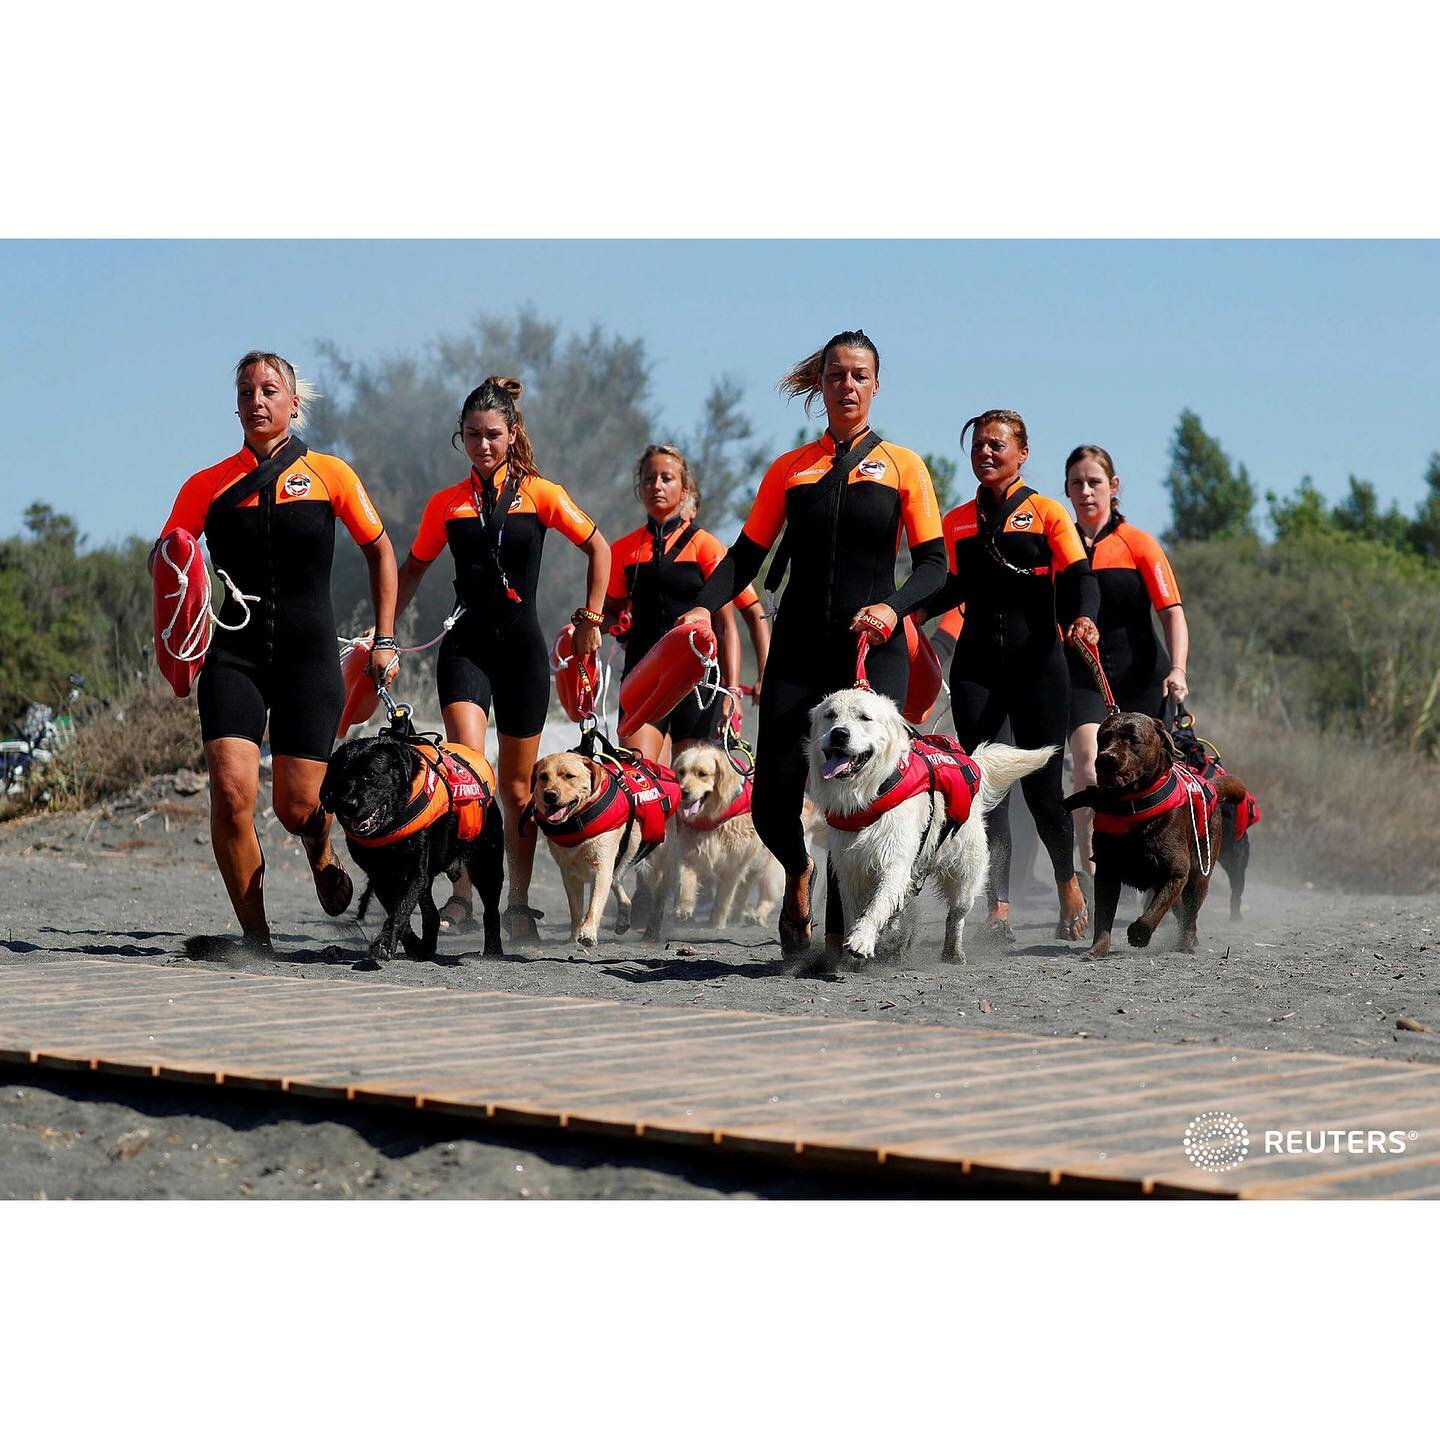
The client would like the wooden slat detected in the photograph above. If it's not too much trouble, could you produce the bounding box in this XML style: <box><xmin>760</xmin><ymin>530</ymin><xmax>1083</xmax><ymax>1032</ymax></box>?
<box><xmin>0</xmin><ymin>957</ymin><xmax>1435</xmax><ymax>1199</ymax></box>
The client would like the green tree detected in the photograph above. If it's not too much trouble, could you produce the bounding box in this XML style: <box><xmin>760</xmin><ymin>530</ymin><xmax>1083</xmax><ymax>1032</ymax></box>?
<box><xmin>676</xmin><ymin>373</ymin><xmax>770</xmax><ymax>532</ymax></box>
<box><xmin>1266</xmin><ymin>476</ymin><xmax>1334</xmax><ymax>540</ymax></box>
<box><xmin>1164</xmin><ymin>409</ymin><xmax>1256</xmax><ymax>542</ymax></box>
<box><xmin>308</xmin><ymin>310</ymin><xmax>766</xmax><ymax>643</ymax></box>
<box><xmin>1332</xmin><ymin>476</ymin><xmax>1411</xmax><ymax>549</ymax></box>
<box><xmin>1409</xmin><ymin>451</ymin><xmax>1440</xmax><ymax>562</ymax></box>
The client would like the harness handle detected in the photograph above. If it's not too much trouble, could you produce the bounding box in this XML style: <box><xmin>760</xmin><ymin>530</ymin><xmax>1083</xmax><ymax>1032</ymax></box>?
<box><xmin>1067</xmin><ymin>630</ymin><xmax>1119</xmax><ymax>715</ymax></box>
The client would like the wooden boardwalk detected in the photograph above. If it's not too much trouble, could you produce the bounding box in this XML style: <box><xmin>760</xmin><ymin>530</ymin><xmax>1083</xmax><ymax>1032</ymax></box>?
<box><xmin>2</xmin><ymin>957</ymin><xmax>1437</xmax><ymax>1197</ymax></box>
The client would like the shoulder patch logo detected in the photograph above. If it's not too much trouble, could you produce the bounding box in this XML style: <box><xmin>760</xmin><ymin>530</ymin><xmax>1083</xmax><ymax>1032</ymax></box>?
<box><xmin>856</xmin><ymin>459</ymin><xmax>887</xmax><ymax>479</ymax></box>
<box><xmin>1153</xmin><ymin>562</ymin><xmax>1172</xmax><ymax>600</ymax></box>
<box><xmin>283</xmin><ymin>474</ymin><xmax>311</xmax><ymax>498</ymax></box>
<box><xmin>1008</xmin><ymin>511</ymin><xmax>1034</xmax><ymax>531</ymax></box>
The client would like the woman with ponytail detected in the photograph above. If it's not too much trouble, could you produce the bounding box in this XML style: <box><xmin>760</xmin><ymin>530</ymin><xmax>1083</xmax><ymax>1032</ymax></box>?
<box><xmin>155</xmin><ymin>350</ymin><xmax>399</xmax><ymax>948</ymax></box>
<box><xmin>677</xmin><ymin>330</ymin><xmax>947</xmax><ymax>957</ymax></box>
<box><xmin>394</xmin><ymin>377</ymin><xmax>610</xmax><ymax>940</ymax></box>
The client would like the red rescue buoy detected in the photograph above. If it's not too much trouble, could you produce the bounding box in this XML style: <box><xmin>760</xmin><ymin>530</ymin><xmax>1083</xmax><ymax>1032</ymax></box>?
<box><xmin>903</xmin><ymin>616</ymin><xmax>943</xmax><ymax>725</ymax></box>
<box><xmin>619</xmin><ymin>620</ymin><xmax>717</xmax><ymax>731</ymax></box>
<box><xmin>151</xmin><ymin>529</ymin><xmax>211</xmax><ymax>698</ymax></box>
<box><xmin>336</xmin><ymin>637</ymin><xmax>381</xmax><ymax>738</ymax></box>
<box><xmin>551</xmin><ymin>624</ymin><xmax>601</xmax><ymax>723</ymax></box>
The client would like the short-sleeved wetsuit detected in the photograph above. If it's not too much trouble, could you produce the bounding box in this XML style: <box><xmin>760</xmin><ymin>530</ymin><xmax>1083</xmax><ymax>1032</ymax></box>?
<box><xmin>161</xmin><ymin>440</ymin><xmax>385</xmax><ymax>761</ymax></box>
<box><xmin>695</xmin><ymin>429</ymin><xmax>947</xmax><ymax>881</ymax></box>
<box><xmin>922</xmin><ymin>478</ymin><xmax>1100</xmax><ymax>903</ymax></box>
<box><xmin>608</xmin><ymin>517</ymin><xmax>761</xmax><ymax>742</ymax></box>
<box><xmin>409</xmin><ymin>464</ymin><xmax>595</xmax><ymax>737</ymax></box>
<box><xmin>1069</xmin><ymin>514</ymin><xmax>1183</xmax><ymax>727</ymax></box>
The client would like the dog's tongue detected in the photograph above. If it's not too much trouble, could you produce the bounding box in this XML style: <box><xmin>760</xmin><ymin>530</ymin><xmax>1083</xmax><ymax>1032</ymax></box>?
<box><xmin>822</xmin><ymin>752</ymin><xmax>858</xmax><ymax>781</ymax></box>
<box><xmin>544</xmin><ymin>800</ymin><xmax>576</xmax><ymax>823</ymax></box>
<box><xmin>682</xmin><ymin>798</ymin><xmax>704</xmax><ymax>818</ymax></box>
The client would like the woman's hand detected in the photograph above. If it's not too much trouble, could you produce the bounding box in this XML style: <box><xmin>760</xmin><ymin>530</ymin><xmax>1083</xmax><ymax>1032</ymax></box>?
<box><xmin>1066</xmin><ymin>617</ymin><xmax>1100</xmax><ymax>649</ymax></box>
<box><xmin>366</xmin><ymin>641</ymin><xmax>400</xmax><ymax>688</ymax></box>
<box><xmin>572</xmin><ymin>619</ymin><xmax>601</xmax><ymax>656</ymax></box>
<box><xmin>850</xmin><ymin>603</ymin><xmax>897</xmax><ymax>642</ymax></box>
<box><xmin>674</xmin><ymin>607</ymin><xmax>710</xmax><ymax>630</ymax></box>
<box><xmin>1163</xmin><ymin>668</ymin><xmax>1189</xmax><ymax>705</ymax></box>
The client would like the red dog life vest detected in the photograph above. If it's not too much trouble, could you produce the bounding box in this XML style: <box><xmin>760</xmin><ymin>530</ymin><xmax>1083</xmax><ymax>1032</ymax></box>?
<box><xmin>534</xmin><ymin>755</ymin><xmax>682</xmax><ymax>857</ymax></box>
<box><xmin>349</xmin><ymin>740</ymin><xmax>495</xmax><ymax>849</ymax></box>
<box><xmin>825</xmin><ymin>735</ymin><xmax>982</xmax><ymax>833</ymax></box>
<box><xmin>1091</xmin><ymin>764</ymin><xmax>1218</xmax><ymax>837</ymax></box>
<box><xmin>1180</xmin><ymin>756</ymin><xmax>1261</xmax><ymax>842</ymax></box>
<box><xmin>681</xmin><ymin>777</ymin><xmax>753</xmax><ymax>832</ymax></box>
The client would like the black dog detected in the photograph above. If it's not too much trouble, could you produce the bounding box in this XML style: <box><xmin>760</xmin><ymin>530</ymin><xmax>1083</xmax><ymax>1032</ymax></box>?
<box><xmin>1065</xmin><ymin>712</ymin><xmax>1250</xmax><ymax>958</ymax></box>
<box><xmin>321</xmin><ymin>733</ymin><xmax>504</xmax><ymax>969</ymax></box>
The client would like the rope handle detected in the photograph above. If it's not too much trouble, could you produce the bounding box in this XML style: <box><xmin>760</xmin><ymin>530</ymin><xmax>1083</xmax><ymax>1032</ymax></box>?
<box><xmin>339</xmin><ymin>604</ymin><xmax>465</xmax><ymax>662</ymax></box>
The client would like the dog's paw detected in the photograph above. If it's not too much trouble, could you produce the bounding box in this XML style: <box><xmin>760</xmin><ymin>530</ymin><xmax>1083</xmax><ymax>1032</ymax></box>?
<box><xmin>940</xmin><ymin>948</ymin><xmax>968</xmax><ymax>966</ymax></box>
<box><xmin>575</xmin><ymin>928</ymin><xmax>598</xmax><ymax>949</ymax></box>
<box><xmin>400</xmin><ymin>930</ymin><xmax>425</xmax><ymax>959</ymax></box>
<box><xmin>1125</xmin><ymin>920</ymin><xmax>1152</xmax><ymax>949</ymax></box>
<box><xmin>845</xmin><ymin>924</ymin><xmax>878</xmax><ymax>963</ymax></box>
<box><xmin>355</xmin><ymin>952</ymin><xmax>383</xmax><ymax>972</ymax></box>
<box><xmin>674</xmin><ymin>907</ymin><xmax>694</xmax><ymax>923</ymax></box>
<box><xmin>1085</xmin><ymin>934</ymin><xmax>1113</xmax><ymax>960</ymax></box>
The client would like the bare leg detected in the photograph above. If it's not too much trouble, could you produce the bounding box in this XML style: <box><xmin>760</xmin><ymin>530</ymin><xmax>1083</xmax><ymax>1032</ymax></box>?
<box><xmin>440</xmin><ymin>701</ymin><xmax>488</xmax><ymax>921</ymax></box>
<box><xmin>498</xmin><ymin>731</ymin><xmax>544</xmax><ymax>938</ymax></box>
<box><xmin>204</xmin><ymin>738</ymin><xmax>268</xmax><ymax>941</ymax></box>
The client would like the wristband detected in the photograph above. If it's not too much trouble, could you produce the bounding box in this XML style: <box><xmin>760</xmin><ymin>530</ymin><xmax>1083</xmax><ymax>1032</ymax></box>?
<box><xmin>572</xmin><ymin>608</ymin><xmax>604</xmax><ymax>627</ymax></box>
<box><xmin>371</xmin><ymin>636</ymin><xmax>399</xmax><ymax>651</ymax></box>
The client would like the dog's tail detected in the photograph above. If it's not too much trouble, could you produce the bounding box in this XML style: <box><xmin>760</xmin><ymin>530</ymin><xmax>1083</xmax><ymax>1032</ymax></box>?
<box><xmin>1213</xmin><ymin>773</ymin><xmax>1249</xmax><ymax>807</ymax></box>
<box><xmin>971</xmin><ymin>742</ymin><xmax>1057</xmax><ymax>816</ymax></box>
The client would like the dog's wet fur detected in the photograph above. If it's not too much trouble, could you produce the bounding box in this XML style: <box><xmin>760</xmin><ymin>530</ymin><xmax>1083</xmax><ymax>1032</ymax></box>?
<box><xmin>321</xmin><ymin>735</ymin><xmax>504</xmax><ymax>970</ymax></box>
<box><xmin>1065</xmin><ymin>711</ymin><xmax>1250</xmax><ymax>958</ymax></box>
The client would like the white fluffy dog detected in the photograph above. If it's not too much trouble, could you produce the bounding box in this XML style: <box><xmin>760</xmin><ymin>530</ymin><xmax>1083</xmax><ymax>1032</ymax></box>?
<box><xmin>808</xmin><ymin>688</ymin><xmax>1053</xmax><ymax>967</ymax></box>
<box><xmin>671</xmin><ymin>744</ymin><xmax>784</xmax><ymax>927</ymax></box>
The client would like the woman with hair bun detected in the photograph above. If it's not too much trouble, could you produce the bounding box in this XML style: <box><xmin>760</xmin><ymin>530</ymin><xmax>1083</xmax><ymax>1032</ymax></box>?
<box><xmin>678</xmin><ymin>329</ymin><xmax>947</xmax><ymax>956</ymax></box>
<box><xmin>606</xmin><ymin>443</ymin><xmax>770</xmax><ymax>762</ymax></box>
<box><xmin>916</xmin><ymin>409</ymin><xmax>1101</xmax><ymax>944</ymax></box>
<box><xmin>1064</xmin><ymin>444</ymin><xmax>1189</xmax><ymax>878</ymax></box>
<box><xmin>155</xmin><ymin>349</ymin><xmax>399</xmax><ymax>947</ymax></box>
<box><xmin>394</xmin><ymin>376</ymin><xmax>610</xmax><ymax>940</ymax></box>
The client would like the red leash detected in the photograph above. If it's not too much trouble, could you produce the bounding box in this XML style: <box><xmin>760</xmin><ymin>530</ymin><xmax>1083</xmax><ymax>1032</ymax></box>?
<box><xmin>1068</xmin><ymin>630</ymin><xmax>1119</xmax><ymax>714</ymax></box>
<box><xmin>855</xmin><ymin>633</ymin><xmax>873</xmax><ymax>691</ymax></box>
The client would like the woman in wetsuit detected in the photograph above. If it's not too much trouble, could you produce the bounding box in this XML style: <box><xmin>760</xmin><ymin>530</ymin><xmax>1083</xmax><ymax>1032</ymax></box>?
<box><xmin>394</xmin><ymin>377</ymin><xmax>610</xmax><ymax>941</ymax></box>
<box><xmin>607</xmin><ymin>444</ymin><xmax>770</xmax><ymax>762</ymax></box>
<box><xmin>1064</xmin><ymin>444</ymin><xmax>1189</xmax><ymax>878</ymax></box>
<box><xmin>156</xmin><ymin>350</ymin><xmax>399</xmax><ymax>947</ymax></box>
<box><xmin>916</xmin><ymin>410</ymin><xmax>1100</xmax><ymax>944</ymax></box>
<box><xmin>678</xmin><ymin>330</ymin><xmax>947</xmax><ymax>955</ymax></box>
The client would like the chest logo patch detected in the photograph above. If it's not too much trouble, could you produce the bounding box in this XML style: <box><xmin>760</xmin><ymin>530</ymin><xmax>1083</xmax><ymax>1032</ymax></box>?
<box><xmin>856</xmin><ymin>459</ymin><xmax>887</xmax><ymax>479</ymax></box>
<box><xmin>1008</xmin><ymin>511</ymin><xmax>1034</xmax><ymax>531</ymax></box>
<box><xmin>283</xmin><ymin>474</ymin><xmax>311</xmax><ymax>498</ymax></box>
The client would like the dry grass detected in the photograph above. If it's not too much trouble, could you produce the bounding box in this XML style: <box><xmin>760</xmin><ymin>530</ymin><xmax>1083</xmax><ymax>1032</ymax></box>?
<box><xmin>2</xmin><ymin>679</ymin><xmax>202</xmax><ymax>819</ymax></box>
<box><xmin>1197</xmin><ymin>700</ymin><xmax>1440</xmax><ymax>894</ymax></box>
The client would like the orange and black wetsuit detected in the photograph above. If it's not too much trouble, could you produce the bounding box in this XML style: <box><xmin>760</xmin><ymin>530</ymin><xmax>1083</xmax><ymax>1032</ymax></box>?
<box><xmin>410</xmin><ymin>464</ymin><xmax>595</xmax><ymax>737</ymax></box>
<box><xmin>1070</xmin><ymin>514</ymin><xmax>1183</xmax><ymax>726</ymax></box>
<box><xmin>694</xmin><ymin>429</ymin><xmax>946</xmax><ymax>878</ymax></box>
<box><xmin>608</xmin><ymin>517</ymin><xmax>761</xmax><ymax>741</ymax></box>
<box><xmin>161</xmin><ymin>438</ymin><xmax>385</xmax><ymax>761</ymax></box>
<box><xmin>921</xmin><ymin>478</ymin><xmax>1100</xmax><ymax>903</ymax></box>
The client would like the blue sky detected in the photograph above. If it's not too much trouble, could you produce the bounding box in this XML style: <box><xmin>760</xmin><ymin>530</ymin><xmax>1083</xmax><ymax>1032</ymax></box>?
<box><xmin>4</xmin><ymin>240</ymin><xmax>1438</xmax><ymax>549</ymax></box>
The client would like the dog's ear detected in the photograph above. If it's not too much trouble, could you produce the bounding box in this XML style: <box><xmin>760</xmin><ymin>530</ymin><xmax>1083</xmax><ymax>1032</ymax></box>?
<box><xmin>1154</xmin><ymin>716</ymin><xmax>1182</xmax><ymax>763</ymax></box>
<box><xmin>584</xmin><ymin>758</ymin><xmax>608</xmax><ymax>795</ymax></box>
<box><xmin>528</xmin><ymin>761</ymin><xmax>540</xmax><ymax>795</ymax></box>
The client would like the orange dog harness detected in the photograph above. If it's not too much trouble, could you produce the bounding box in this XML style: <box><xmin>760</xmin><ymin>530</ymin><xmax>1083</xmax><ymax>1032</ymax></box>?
<box><xmin>348</xmin><ymin>739</ymin><xmax>496</xmax><ymax>849</ymax></box>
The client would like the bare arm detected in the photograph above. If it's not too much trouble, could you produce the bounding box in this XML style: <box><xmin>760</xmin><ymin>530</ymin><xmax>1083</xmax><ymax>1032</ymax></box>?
<box><xmin>717</xmin><ymin>603</ymin><xmax>741</xmax><ymax>688</ymax></box>
<box><xmin>740</xmin><ymin>600</ymin><xmax>770</xmax><ymax>692</ymax></box>
<box><xmin>361</xmin><ymin>532</ymin><xmax>400</xmax><ymax>684</ymax></box>
<box><xmin>1161</xmin><ymin>605</ymin><xmax>1190</xmax><ymax>704</ymax></box>
<box><xmin>573</xmin><ymin>528</ymin><xmax>612</xmax><ymax>656</ymax></box>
